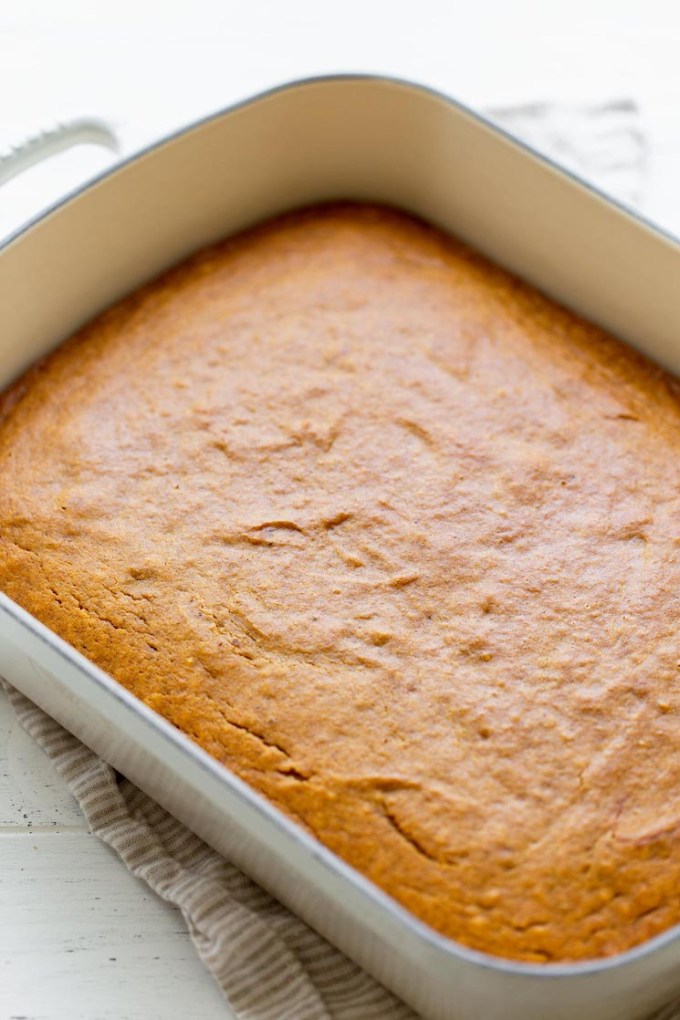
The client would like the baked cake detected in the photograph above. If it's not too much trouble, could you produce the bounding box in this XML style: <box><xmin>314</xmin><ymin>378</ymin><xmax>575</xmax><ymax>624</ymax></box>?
<box><xmin>2</xmin><ymin>204</ymin><xmax>680</xmax><ymax>962</ymax></box>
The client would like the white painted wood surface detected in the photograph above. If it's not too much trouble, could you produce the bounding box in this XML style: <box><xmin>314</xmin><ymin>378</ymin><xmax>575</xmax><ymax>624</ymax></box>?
<box><xmin>2</xmin><ymin>2</ymin><xmax>680</xmax><ymax>1017</ymax></box>
<box><xmin>0</xmin><ymin>691</ymin><xmax>232</xmax><ymax>1019</ymax></box>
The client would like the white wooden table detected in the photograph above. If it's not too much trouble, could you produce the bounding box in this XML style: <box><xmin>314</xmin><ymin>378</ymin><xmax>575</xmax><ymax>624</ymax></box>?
<box><xmin>2</xmin><ymin>2</ymin><xmax>680</xmax><ymax>1017</ymax></box>
<box><xmin>0</xmin><ymin>695</ymin><xmax>230</xmax><ymax>1018</ymax></box>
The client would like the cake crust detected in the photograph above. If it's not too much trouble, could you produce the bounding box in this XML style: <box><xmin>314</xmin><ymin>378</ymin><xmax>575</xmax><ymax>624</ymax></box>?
<box><xmin>2</xmin><ymin>204</ymin><xmax>680</xmax><ymax>962</ymax></box>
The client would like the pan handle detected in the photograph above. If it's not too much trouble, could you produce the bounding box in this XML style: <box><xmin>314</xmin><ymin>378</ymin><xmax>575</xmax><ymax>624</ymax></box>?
<box><xmin>0</xmin><ymin>117</ymin><xmax>120</xmax><ymax>186</ymax></box>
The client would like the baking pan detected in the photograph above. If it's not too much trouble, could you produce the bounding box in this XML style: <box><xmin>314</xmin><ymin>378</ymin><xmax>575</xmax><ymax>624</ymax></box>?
<box><xmin>2</xmin><ymin>76</ymin><xmax>680</xmax><ymax>1020</ymax></box>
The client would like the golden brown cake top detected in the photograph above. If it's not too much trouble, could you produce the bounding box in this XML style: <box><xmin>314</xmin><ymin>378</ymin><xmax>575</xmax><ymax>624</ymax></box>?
<box><xmin>2</xmin><ymin>204</ymin><xmax>680</xmax><ymax>963</ymax></box>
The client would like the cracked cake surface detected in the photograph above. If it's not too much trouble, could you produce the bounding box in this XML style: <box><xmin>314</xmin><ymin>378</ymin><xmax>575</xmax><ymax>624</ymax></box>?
<box><xmin>2</xmin><ymin>203</ymin><xmax>680</xmax><ymax>961</ymax></box>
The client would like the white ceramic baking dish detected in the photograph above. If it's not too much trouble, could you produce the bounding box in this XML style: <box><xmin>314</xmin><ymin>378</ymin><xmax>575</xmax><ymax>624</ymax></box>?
<box><xmin>2</xmin><ymin>76</ymin><xmax>680</xmax><ymax>1020</ymax></box>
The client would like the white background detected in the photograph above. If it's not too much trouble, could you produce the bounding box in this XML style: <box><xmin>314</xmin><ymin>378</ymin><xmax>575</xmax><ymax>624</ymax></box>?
<box><xmin>1</xmin><ymin>2</ymin><xmax>680</xmax><ymax>1018</ymax></box>
<box><xmin>3</xmin><ymin>0</ymin><xmax>680</xmax><ymax>236</ymax></box>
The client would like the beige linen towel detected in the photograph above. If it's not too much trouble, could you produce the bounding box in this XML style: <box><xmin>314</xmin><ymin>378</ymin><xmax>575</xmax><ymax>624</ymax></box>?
<box><xmin>4</xmin><ymin>99</ymin><xmax>662</xmax><ymax>1019</ymax></box>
